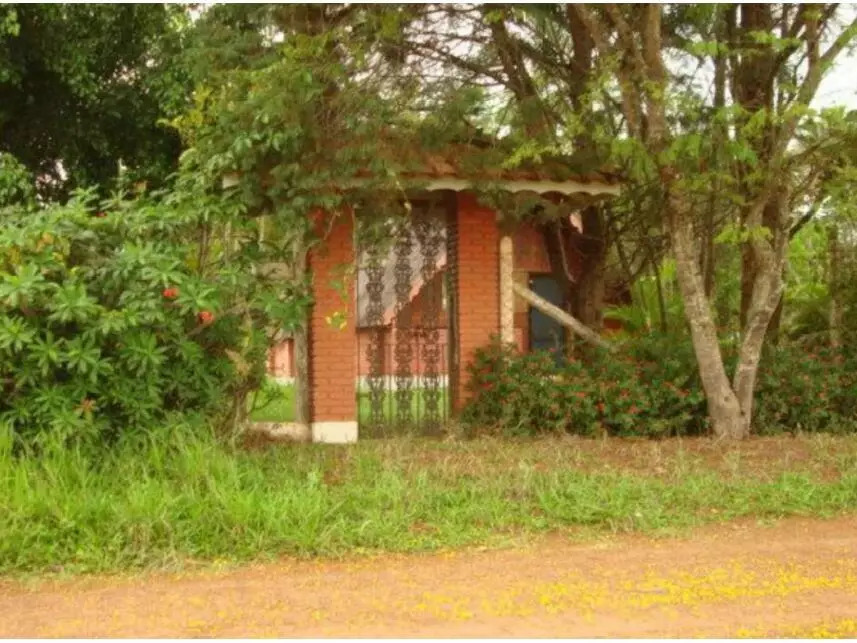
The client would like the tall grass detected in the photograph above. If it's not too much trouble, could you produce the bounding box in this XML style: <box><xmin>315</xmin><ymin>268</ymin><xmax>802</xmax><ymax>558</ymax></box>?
<box><xmin>2</xmin><ymin>422</ymin><xmax>857</xmax><ymax>576</ymax></box>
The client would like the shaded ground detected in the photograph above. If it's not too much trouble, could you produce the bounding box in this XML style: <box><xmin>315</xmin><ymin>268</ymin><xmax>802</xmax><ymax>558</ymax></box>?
<box><xmin>3</xmin><ymin>515</ymin><xmax>857</xmax><ymax>638</ymax></box>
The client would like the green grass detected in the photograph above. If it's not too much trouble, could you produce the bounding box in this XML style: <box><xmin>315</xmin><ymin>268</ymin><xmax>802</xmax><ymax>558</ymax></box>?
<box><xmin>2</xmin><ymin>425</ymin><xmax>857</xmax><ymax>577</ymax></box>
<box><xmin>249</xmin><ymin>381</ymin><xmax>450</xmax><ymax>432</ymax></box>
<box><xmin>249</xmin><ymin>382</ymin><xmax>296</xmax><ymax>422</ymax></box>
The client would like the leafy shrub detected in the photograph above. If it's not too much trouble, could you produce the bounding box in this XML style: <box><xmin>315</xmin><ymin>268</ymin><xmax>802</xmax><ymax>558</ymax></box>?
<box><xmin>0</xmin><ymin>192</ymin><xmax>305</xmax><ymax>450</ymax></box>
<box><xmin>463</xmin><ymin>336</ymin><xmax>857</xmax><ymax>437</ymax></box>
<box><xmin>0</xmin><ymin>152</ymin><xmax>35</xmax><ymax>207</ymax></box>
<box><xmin>462</xmin><ymin>337</ymin><xmax>706</xmax><ymax>438</ymax></box>
<box><xmin>754</xmin><ymin>344</ymin><xmax>857</xmax><ymax>433</ymax></box>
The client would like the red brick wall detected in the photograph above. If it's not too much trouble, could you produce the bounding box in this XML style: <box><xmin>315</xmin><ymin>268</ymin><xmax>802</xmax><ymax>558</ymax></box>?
<box><xmin>308</xmin><ymin>213</ymin><xmax>357</xmax><ymax>423</ymax></box>
<box><xmin>455</xmin><ymin>192</ymin><xmax>500</xmax><ymax>404</ymax></box>
<box><xmin>513</xmin><ymin>223</ymin><xmax>552</xmax><ymax>274</ymax></box>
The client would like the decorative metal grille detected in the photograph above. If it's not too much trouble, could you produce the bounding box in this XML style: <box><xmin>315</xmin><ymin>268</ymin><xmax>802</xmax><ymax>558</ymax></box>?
<box><xmin>356</xmin><ymin>201</ymin><xmax>452</xmax><ymax>435</ymax></box>
<box><xmin>363</xmin><ymin>243</ymin><xmax>386</xmax><ymax>428</ymax></box>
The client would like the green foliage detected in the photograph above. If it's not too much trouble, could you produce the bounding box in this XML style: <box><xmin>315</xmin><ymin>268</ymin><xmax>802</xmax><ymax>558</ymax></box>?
<box><xmin>2</xmin><ymin>425</ymin><xmax>857</xmax><ymax>575</ymax></box>
<box><xmin>463</xmin><ymin>338</ymin><xmax>857</xmax><ymax>438</ymax></box>
<box><xmin>0</xmin><ymin>190</ymin><xmax>307</xmax><ymax>450</ymax></box>
<box><xmin>0</xmin><ymin>152</ymin><xmax>33</xmax><ymax>207</ymax></box>
<box><xmin>174</xmin><ymin>5</ymin><xmax>416</xmax><ymax>222</ymax></box>
<box><xmin>782</xmin><ymin>222</ymin><xmax>831</xmax><ymax>341</ymax></box>
<box><xmin>462</xmin><ymin>338</ymin><xmax>706</xmax><ymax>438</ymax></box>
<box><xmin>249</xmin><ymin>380</ymin><xmax>296</xmax><ymax>423</ymax></box>
<box><xmin>604</xmin><ymin>259</ymin><xmax>685</xmax><ymax>334</ymax></box>
<box><xmin>0</xmin><ymin>4</ymin><xmax>190</xmax><ymax>198</ymax></box>
<box><xmin>754</xmin><ymin>345</ymin><xmax>857</xmax><ymax>434</ymax></box>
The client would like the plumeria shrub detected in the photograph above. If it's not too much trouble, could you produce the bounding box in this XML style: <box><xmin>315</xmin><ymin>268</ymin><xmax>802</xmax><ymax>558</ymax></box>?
<box><xmin>0</xmin><ymin>191</ymin><xmax>307</xmax><ymax>450</ymax></box>
<box><xmin>463</xmin><ymin>336</ymin><xmax>857</xmax><ymax>437</ymax></box>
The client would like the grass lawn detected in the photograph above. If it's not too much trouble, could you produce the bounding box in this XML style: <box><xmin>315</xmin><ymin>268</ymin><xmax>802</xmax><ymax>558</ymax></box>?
<box><xmin>249</xmin><ymin>383</ymin><xmax>296</xmax><ymax>422</ymax></box>
<box><xmin>3</xmin><ymin>424</ymin><xmax>857</xmax><ymax>577</ymax></box>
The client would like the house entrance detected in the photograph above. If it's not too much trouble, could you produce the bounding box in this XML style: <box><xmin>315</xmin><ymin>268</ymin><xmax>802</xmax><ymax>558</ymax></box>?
<box><xmin>356</xmin><ymin>202</ymin><xmax>454</xmax><ymax>436</ymax></box>
<box><xmin>528</xmin><ymin>274</ymin><xmax>567</xmax><ymax>365</ymax></box>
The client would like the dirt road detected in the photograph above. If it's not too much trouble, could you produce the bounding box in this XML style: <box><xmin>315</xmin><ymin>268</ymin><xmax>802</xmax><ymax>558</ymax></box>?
<box><xmin>3</xmin><ymin>516</ymin><xmax>857</xmax><ymax>638</ymax></box>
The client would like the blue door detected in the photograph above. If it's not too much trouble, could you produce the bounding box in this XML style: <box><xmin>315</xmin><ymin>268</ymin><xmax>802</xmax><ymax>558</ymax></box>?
<box><xmin>528</xmin><ymin>275</ymin><xmax>566</xmax><ymax>365</ymax></box>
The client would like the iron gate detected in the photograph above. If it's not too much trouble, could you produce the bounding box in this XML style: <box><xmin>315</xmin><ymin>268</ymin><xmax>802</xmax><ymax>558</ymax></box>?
<box><xmin>356</xmin><ymin>201</ymin><xmax>454</xmax><ymax>435</ymax></box>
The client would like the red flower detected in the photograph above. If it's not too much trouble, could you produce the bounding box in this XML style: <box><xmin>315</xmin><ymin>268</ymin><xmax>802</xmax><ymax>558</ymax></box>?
<box><xmin>94</xmin><ymin>211</ymin><xmax>107</xmax><ymax>218</ymax></box>
<box><xmin>575</xmin><ymin>391</ymin><xmax>587</xmax><ymax>399</ymax></box>
<box><xmin>597</xmin><ymin>402</ymin><xmax>605</xmax><ymax>414</ymax></box>
<box><xmin>198</xmin><ymin>310</ymin><xmax>215</xmax><ymax>325</ymax></box>
<box><xmin>162</xmin><ymin>287</ymin><xmax>179</xmax><ymax>300</ymax></box>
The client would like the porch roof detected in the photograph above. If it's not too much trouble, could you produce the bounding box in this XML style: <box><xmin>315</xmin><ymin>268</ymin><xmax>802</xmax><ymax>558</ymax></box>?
<box><xmin>392</xmin><ymin>144</ymin><xmax>621</xmax><ymax>197</ymax></box>
<box><xmin>222</xmin><ymin>139</ymin><xmax>622</xmax><ymax>198</ymax></box>
<box><xmin>358</xmin><ymin>140</ymin><xmax>622</xmax><ymax>198</ymax></box>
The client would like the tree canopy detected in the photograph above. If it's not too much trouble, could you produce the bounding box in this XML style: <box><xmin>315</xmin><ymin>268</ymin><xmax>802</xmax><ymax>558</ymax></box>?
<box><xmin>0</xmin><ymin>4</ymin><xmax>190</xmax><ymax>199</ymax></box>
<box><xmin>3</xmin><ymin>3</ymin><xmax>857</xmax><ymax>440</ymax></box>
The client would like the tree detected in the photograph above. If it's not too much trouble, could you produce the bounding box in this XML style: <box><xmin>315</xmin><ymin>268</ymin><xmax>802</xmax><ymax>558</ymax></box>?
<box><xmin>172</xmin><ymin>4</ymin><xmax>440</xmax><ymax>431</ymax></box>
<box><xmin>0</xmin><ymin>4</ymin><xmax>191</xmax><ymax>199</ymax></box>
<box><xmin>567</xmin><ymin>4</ymin><xmax>857</xmax><ymax>437</ymax></box>
<box><xmin>390</xmin><ymin>5</ymin><xmax>631</xmax><ymax>336</ymax></box>
<box><xmin>395</xmin><ymin>3</ymin><xmax>857</xmax><ymax>437</ymax></box>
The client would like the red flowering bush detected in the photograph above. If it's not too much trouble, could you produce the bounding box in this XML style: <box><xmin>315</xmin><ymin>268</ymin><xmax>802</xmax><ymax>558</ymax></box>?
<box><xmin>753</xmin><ymin>344</ymin><xmax>857</xmax><ymax>433</ymax></box>
<box><xmin>462</xmin><ymin>336</ymin><xmax>705</xmax><ymax>437</ymax></box>
<box><xmin>462</xmin><ymin>334</ymin><xmax>857</xmax><ymax>437</ymax></box>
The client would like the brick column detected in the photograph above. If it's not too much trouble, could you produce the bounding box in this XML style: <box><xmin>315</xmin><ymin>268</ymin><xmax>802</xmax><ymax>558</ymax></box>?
<box><xmin>307</xmin><ymin>212</ymin><xmax>358</xmax><ymax>443</ymax></box>
<box><xmin>454</xmin><ymin>192</ymin><xmax>500</xmax><ymax>406</ymax></box>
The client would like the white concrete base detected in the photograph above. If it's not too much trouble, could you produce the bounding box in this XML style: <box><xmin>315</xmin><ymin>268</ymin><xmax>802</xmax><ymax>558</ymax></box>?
<box><xmin>248</xmin><ymin>421</ymin><xmax>310</xmax><ymax>442</ymax></box>
<box><xmin>312</xmin><ymin>421</ymin><xmax>358</xmax><ymax>444</ymax></box>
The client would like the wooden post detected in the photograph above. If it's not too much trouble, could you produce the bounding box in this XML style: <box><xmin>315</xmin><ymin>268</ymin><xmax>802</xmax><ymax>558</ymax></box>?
<box><xmin>499</xmin><ymin>234</ymin><xmax>515</xmax><ymax>346</ymax></box>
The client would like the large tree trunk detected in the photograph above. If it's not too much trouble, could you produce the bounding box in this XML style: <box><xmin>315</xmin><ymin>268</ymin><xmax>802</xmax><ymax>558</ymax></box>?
<box><xmin>732</xmin><ymin>191</ymin><xmax>789</xmax><ymax>436</ymax></box>
<box><xmin>767</xmin><ymin>296</ymin><xmax>784</xmax><ymax>345</ymax></box>
<box><xmin>701</xmin><ymin>6</ymin><xmax>729</xmax><ymax>300</ymax></box>
<box><xmin>828</xmin><ymin>224</ymin><xmax>842</xmax><ymax>350</ymax></box>
<box><xmin>735</xmin><ymin>4</ymin><xmax>777</xmax><ymax>331</ymax></box>
<box><xmin>572</xmin><ymin>207</ymin><xmax>607</xmax><ymax>331</ymax></box>
<box><xmin>667</xmin><ymin>190</ymin><xmax>746</xmax><ymax>439</ymax></box>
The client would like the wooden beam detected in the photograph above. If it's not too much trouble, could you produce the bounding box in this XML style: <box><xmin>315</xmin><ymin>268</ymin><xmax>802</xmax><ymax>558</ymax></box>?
<box><xmin>513</xmin><ymin>281</ymin><xmax>613</xmax><ymax>352</ymax></box>
<box><xmin>499</xmin><ymin>235</ymin><xmax>515</xmax><ymax>346</ymax></box>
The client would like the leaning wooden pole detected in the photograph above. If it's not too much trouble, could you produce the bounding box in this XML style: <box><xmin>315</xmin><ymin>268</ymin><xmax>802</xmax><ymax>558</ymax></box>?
<box><xmin>513</xmin><ymin>281</ymin><xmax>613</xmax><ymax>352</ymax></box>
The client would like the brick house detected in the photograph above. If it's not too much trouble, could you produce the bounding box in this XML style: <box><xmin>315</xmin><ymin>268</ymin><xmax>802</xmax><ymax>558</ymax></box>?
<box><xmin>258</xmin><ymin>149</ymin><xmax>622</xmax><ymax>443</ymax></box>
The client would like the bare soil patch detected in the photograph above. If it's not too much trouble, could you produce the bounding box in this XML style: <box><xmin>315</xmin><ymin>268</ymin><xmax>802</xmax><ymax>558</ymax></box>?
<box><xmin>323</xmin><ymin>433</ymin><xmax>857</xmax><ymax>483</ymax></box>
<box><xmin>3</xmin><ymin>515</ymin><xmax>857</xmax><ymax>638</ymax></box>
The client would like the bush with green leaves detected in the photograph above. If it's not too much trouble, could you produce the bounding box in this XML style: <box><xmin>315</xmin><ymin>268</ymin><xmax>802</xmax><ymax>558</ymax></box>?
<box><xmin>0</xmin><ymin>192</ymin><xmax>306</xmax><ymax>450</ymax></box>
<box><xmin>463</xmin><ymin>336</ymin><xmax>857</xmax><ymax>437</ymax></box>
<box><xmin>754</xmin><ymin>344</ymin><xmax>857</xmax><ymax>434</ymax></box>
<box><xmin>462</xmin><ymin>338</ymin><xmax>706</xmax><ymax>438</ymax></box>
<box><xmin>0</xmin><ymin>152</ymin><xmax>35</xmax><ymax>207</ymax></box>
